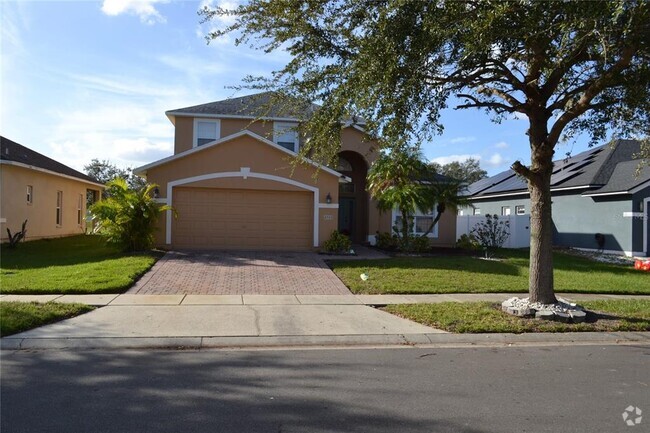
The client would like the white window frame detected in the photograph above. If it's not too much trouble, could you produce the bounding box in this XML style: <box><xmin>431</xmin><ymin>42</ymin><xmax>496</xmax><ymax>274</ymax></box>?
<box><xmin>473</xmin><ymin>208</ymin><xmax>481</xmax><ymax>215</ymax></box>
<box><xmin>193</xmin><ymin>118</ymin><xmax>221</xmax><ymax>148</ymax></box>
<box><xmin>27</xmin><ymin>185</ymin><xmax>33</xmax><ymax>204</ymax></box>
<box><xmin>501</xmin><ymin>206</ymin><xmax>511</xmax><ymax>216</ymax></box>
<box><xmin>515</xmin><ymin>205</ymin><xmax>526</xmax><ymax>215</ymax></box>
<box><xmin>77</xmin><ymin>194</ymin><xmax>84</xmax><ymax>226</ymax></box>
<box><xmin>273</xmin><ymin>121</ymin><xmax>299</xmax><ymax>152</ymax></box>
<box><xmin>56</xmin><ymin>191</ymin><xmax>63</xmax><ymax>226</ymax></box>
<box><xmin>392</xmin><ymin>208</ymin><xmax>439</xmax><ymax>238</ymax></box>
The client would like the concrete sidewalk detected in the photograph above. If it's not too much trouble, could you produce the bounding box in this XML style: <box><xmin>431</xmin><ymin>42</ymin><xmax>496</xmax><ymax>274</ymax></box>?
<box><xmin>2</xmin><ymin>292</ymin><xmax>648</xmax><ymax>306</ymax></box>
<box><xmin>2</xmin><ymin>292</ymin><xmax>649</xmax><ymax>350</ymax></box>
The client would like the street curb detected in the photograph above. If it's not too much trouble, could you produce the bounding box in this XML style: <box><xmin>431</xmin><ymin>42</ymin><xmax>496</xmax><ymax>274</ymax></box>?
<box><xmin>2</xmin><ymin>331</ymin><xmax>649</xmax><ymax>351</ymax></box>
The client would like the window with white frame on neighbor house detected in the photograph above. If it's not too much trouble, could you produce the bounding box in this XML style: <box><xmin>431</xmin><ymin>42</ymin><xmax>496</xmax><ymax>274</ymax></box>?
<box><xmin>56</xmin><ymin>191</ymin><xmax>63</xmax><ymax>226</ymax></box>
<box><xmin>195</xmin><ymin>119</ymin><xmax>220</xmax><ymax>146</ymax></box>
<box><xmin>515</xmin><ymin>205</ymin><xmax>526</xmax><ymax>215</ymax></box>
<box><xmin>273</xmin><ymin>122</ymin><xmax>299</xmax><ymax>152</ymax></box>
<box><xmin>501</xmin><ymin>206</ymin><xmax>511</xmax><ymax>216</ymax></box>
<box><xmin>473</xmin><ymin>208</ymin><xmax>481</xmax><ymax>215</ymax></box>
<box><xmin>27</xmin><ymin>185</ymin><xmax>33</xmax><ymax>204</ymax></box>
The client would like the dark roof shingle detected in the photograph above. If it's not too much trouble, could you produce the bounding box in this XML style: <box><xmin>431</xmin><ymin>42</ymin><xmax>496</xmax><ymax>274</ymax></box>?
<box><xmin>1</xmin><ymin>136</ymin><xmax>100</xmax><ymax>184</ymax></box>
<box><xmin>467</xmin><ymin>139</ymin><xmax>649</xmax><ymax>198</ymax></box>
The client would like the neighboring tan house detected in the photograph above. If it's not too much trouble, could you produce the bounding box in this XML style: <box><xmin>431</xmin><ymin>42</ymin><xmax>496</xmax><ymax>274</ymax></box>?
<box><xmin>0</xmin><ymin>136</ymin><xmax>104</xmax><ymax>242</ymax></box>
<box><xmin>134</xmin><ymin>92</ymin><xmax>457</xmax><ymax>251</ymax></box>
<box><xmin>463</xmin><ymin>139</ymin><xmax>650</xmax><ymax>256</ymax></box>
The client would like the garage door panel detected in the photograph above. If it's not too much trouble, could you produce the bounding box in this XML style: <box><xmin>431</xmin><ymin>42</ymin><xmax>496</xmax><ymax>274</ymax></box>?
<box><xmin>172</xmin><ymin>187</ymin><xmax>312</xmax><ymax>250</ymax></box>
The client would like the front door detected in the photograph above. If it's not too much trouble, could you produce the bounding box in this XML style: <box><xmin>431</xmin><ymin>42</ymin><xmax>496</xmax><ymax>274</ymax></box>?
<box><xmin>338</xmin><ymin>197</ymin><xmax>355</xmax><ymax>239</ymax></box>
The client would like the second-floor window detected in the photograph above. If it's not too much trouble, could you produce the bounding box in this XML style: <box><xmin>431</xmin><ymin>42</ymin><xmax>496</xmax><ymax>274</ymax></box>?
<box><xmin>273</xmin><ymin>122</ymin><xmax>299</xmax><ymax>152</ymax></box>
<box><xmin>194</xmin><ymin>119</ymin><xmax>220</xmax><ymax>147</ymax></box>
<box><xmin>27</xmin><ymin>185</ymin><xmax>33</xmax><ymax>204</ymax></box>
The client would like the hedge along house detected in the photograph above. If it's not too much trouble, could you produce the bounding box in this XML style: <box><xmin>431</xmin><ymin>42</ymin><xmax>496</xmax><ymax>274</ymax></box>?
<box><xmin>134</xmin><ymin>92</ymin><xmax>458</xmax><ymax>251</ymax></box>
<box><xmin>0</xmin><ymin>136</ymin><xmax>104</xmax><ymax>242</ymax></box>
<box><xmin>463</xmin><ymin>139</ymin><xmax>650</xmax><ymax>257</ymax></box>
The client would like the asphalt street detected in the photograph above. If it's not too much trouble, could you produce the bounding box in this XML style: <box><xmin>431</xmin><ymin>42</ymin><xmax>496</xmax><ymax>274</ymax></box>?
<box><xmin>1</xmin><ymin>345</ymin><xmax>648</xmax><ymax>432</ymax></box>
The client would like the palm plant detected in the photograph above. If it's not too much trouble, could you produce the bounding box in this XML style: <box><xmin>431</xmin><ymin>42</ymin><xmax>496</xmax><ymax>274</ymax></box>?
<box><xmin>90</xmin><ymin>178</ymin><xmax>172</xmax><ymax>252</ymax></box>
<box><xmin>418</xmin><ymin>175</ymin><xmax>471</xmax><ymax>237</ymax></box>
<box><xmin>366</xmin><ymin>147</ymin><xmax>429</xmax><ymax>250</ymax></box>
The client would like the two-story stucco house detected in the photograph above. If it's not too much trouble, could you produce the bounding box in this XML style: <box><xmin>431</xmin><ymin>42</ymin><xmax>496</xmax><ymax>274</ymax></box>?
<box><xmin>134</xmin><ymin>92</ymin><xmax>457</xmax><ymax>251</ymax></box>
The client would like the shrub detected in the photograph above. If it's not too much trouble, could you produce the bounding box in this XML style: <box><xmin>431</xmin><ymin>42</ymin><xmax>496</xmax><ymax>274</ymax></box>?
<box><xmin>90</xmin><ymin>178</ymin><xmax>172</xmax><ymax>252</ymax></box>
<box><xmin>456</xmin><ymin>233</ymin><xmax>480</xmax><ymax>250</ymax></box>
<box><xmin>322</xmin><ymin>230</ymin><xmax>352</xmax><ymax>254</ymax></box>
<box><xmin>375</xmin><ymin>231</ymin><xmax>400</xmax><ymax>251</ymax></box>
<box><xmin>410</xmin><ymin>235</ymin><xmax>431</xmax><ymax>253</ymax></box>
<box><xmin>471</xmin><ymin>214</ymin><xmax>510</xmax><ymax>257</ymax></box>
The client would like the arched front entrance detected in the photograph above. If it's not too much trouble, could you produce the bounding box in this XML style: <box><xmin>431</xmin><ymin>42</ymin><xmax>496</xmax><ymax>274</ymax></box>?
<box><xmin>337</xmin><ymin>151</ymin><xmax>369</xmax><ymax>244</ymax></box>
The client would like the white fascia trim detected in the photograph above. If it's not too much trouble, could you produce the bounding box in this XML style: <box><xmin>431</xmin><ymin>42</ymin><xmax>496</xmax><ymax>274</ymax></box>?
<box><xmin>165</xmin><ymin>169</ymin><xmax>320</xmax><ymax>247</ymax></box>
<box><xmin>318</xmin><ymin>203</ymin><xmax>339</xmax><ymax>209</ymax></box>
<box><xmin>469</xmin><ymin>185</ymin><xmax>597</xmax><ymax>200</ymax></box>
<box><xmin>582</xmin><ymin>190</ymin><xmax>631</xmax><ymax>197</ymax></box>
<box><xmin>167</xmin><ymin>111</ymin><xmax>303</xmax><ymax>123</ymax></box>
<box><xmin>0</xmin><ymin>160</ymin><xmax>105</xmax><ymax>188</ymax></box>
<box><xmin>468</xmin><ymin>191</ymin><xmax>529</xmax><ymax>200</ymax></box>
<box><xmin>551</xmin><ymin>184</ymin><xmax>594</xmax><ymax>192</ymax></box>
<box><xmin>133</xmin><ymin>130</ymin><xmax>345</xmax><ymax>179</ymax></box>
<box><xmin>630</xmin><ymin>179</ymin><xmax>650</xmax><ymax>194</ymax></box>
<box><xmin>623</xmin><ymin>212</ymin><xmax>643</xmax><ymax>217</ymax></box>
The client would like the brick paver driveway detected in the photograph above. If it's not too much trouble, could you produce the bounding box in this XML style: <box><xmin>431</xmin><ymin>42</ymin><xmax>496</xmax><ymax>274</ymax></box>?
<box><xmin>127</xmin><ymin>250</ymin><xmax>353</xmax><ymax>295</ymax></box>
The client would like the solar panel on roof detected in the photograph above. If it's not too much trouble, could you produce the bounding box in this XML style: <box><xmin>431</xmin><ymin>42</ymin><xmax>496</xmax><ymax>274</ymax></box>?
<box><xmin>551</xmin><ymin>169</ymin><xmax>583</xmax><ymax>185</ymax></box>
<box><xmin>482</xmin><ymin>175</ymin><xmax>527</xmax><ymax>194</ymax></box>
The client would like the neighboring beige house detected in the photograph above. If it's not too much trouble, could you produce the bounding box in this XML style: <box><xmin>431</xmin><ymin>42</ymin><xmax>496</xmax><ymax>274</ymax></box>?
<box><xmin>0</xmin><ymin>136</ymin><xmax>104</xmax><ymax>242</ymax></box>
<box><xmin>134</xmin><ymin>92</ymin><xmax>457</xmax><ymax>251</ymax></box>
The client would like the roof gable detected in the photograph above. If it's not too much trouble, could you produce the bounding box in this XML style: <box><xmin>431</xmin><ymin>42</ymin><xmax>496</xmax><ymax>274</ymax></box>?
<box><xmin>133</xmin><ymin>130</ymin><xmax>347</xmax><ymax>180</ymax></box>
<box><xmin>0</xmin><ymin>136</ymin><xmax>102</xmax><ymax>185</ymax></box>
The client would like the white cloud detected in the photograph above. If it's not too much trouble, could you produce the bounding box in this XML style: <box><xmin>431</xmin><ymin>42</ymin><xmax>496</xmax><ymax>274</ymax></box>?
<box><xmin>484</xmin><ymin>153</ymin><xmax>508</xmax><ymax>167</ymax></box>
<box><xmin>449</xmin><ymin>136</ymin><xmax>476</xmax><ymax>144</ymax></box>
<box><xmin>199</xmin><ymin>0</ymin><xmax>239</xmax><ymax>26</ymax></box>
<box><xmin>101</xmin><ymin>0</ymin><xmax>167</xmax><ymax>24</ymax></box>
<box><xmin>430</xmin><ymin>154</ymin><xmax>481</xmax><ymax>165</ymax></box>
<box><xmin>494</xmin><ymin>141</ymin><xmax>509</xmax><ymax>149</ymax></box>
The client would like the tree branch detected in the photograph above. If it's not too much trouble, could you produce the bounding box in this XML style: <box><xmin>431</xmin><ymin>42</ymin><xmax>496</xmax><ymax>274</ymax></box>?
<box><xmin>511</xmin><ymin>160</ymin><xmax>533</xmax><ymax>181</ymax></box>
<box><xmin>548</xmin><ymin>45</ymin><xmax>638</xmax><ymax>145</ymax></box>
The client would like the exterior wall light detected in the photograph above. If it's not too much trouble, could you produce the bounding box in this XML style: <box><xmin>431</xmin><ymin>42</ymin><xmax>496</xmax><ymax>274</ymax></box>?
<box><xmin>326</xmin><ymin>193</ymin><xmax>332</xmax><ymax>204</ymax></box>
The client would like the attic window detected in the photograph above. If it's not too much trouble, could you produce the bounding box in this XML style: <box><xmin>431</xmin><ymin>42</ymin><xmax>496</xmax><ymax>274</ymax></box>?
<box><xmin>194</xmin><ymin>119</ymin><xmax>220</xmax><ymax>147</ymax></box>
<box><xmin>273</xmin><ymin>122</ymin><xmax>299</xmax><ymax>152</ymax></box>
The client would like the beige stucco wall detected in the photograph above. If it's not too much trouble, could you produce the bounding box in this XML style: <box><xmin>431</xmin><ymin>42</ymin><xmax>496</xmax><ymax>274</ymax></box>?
<box><xmin>146</xmin><ymin>134</ymin><xmax>340</xmax><ymax>248</ymax></box>
<box><xmin>173</xmin><ymin>117</ymin><xmax>299</xmax><ymax>155</ymax></box>
<box><xmin>0</xmin><ymin>164</ymin><xmax>101</xmax><ymax>242</ymax></box>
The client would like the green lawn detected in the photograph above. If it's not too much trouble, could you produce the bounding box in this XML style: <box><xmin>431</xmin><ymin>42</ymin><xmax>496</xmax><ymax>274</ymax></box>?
<box><xmin>330</xmin><ymin>250</ymin><xmax>649</xmax><ymax>295</ymax></box>
<box><xmin>0</xmin><ymin>301</ymin><xmax>95</xmax><ymax>336</ymax></box>
<box><xmin>1</xmin><ymin>235</ymin><xmax>161</xmax><ymax>294</ymax></box>
<box><xmin>385</xmin><ymin>300</ymin><xmax>650</xmax><ymax>333</ymax></box>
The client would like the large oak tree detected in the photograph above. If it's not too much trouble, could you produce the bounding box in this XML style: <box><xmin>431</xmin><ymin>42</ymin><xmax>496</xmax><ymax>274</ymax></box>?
<box><xmin>203</xmin><ymin>0</ymin><xmax>650</xmax><ymax>303</ymax></box>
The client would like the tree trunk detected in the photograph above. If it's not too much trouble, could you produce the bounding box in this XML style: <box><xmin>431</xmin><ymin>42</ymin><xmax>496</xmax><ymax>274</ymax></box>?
<box><xmin>527</xmin><ymin>137</ymin><xmax>557</xmax><ymax>304</ymax></box>
<box><xmin>401</xmin><ymin>209</ymin><xmax>410</xmax><ymax>250</ymax></box>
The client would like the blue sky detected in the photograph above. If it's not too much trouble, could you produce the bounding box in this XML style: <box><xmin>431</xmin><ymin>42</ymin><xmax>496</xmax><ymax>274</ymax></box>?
<box><xmin>1</xmin><ymin>0</ymin><xmax>595</xmax><ymax>176</ymax></box>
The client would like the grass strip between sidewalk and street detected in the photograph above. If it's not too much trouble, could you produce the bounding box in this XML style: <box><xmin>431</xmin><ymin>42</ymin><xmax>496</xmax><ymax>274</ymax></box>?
<box><xmin>331</xmin><ymin>250</ymin><xmax>649</xmax><ymax>295</ymax></box>
<box><xmin>1</xmin><ymin>235</ymin><xmax>162</xmax><ymax>294</ymax></box>
<box><xmin>0</xmin><ymin>302</ymin><xmax>95</xmax><ymax>337</ymax></box>
<box><xmin>384</xmin><ymin>300</ymin><xmax>650</xmax><ymax>333</ymax></box>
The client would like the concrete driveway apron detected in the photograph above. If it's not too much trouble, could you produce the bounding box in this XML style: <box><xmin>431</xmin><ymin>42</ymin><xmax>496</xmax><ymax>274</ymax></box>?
<box><xmin>127</xmin><ymin>250</ymin><xmax>353</xmax><ymax>295</ymax></box>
